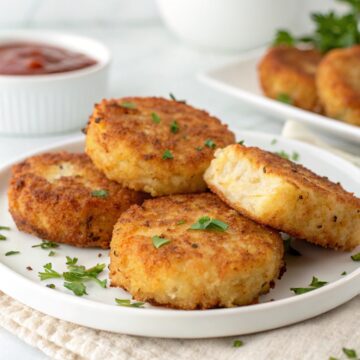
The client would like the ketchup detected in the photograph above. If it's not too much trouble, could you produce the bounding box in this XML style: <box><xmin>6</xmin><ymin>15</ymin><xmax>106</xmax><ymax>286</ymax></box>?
<box><xmin>0</xmin><ymin>42</ymin><xmax>97</xmax><ymax>75</ymax></box>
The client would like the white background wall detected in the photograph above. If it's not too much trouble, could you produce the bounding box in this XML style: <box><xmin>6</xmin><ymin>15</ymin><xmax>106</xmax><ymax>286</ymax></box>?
<box><xmin>0</xmin><ymin>0</ymin><xmax>347</xmax><ymax>31</ymax></box>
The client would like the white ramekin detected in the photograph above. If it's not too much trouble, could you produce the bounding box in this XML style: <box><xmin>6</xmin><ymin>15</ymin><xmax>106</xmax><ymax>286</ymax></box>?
<box><xmin>156</xmin><ymin>0</ymin><xmax>301</xmax><ymax>52</ymax></box>
<box><xmin>0</xmin><ymin>30</ymin><xmax>110</xmax><ymax>136</ymax></box>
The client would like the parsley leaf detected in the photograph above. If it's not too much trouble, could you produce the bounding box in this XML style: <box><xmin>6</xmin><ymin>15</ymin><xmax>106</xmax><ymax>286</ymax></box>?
<box><xmin>162</xmin><ymin>149</ymin><xmax>173</xmax><ymax>160</ymax></box>
<box><xmin>152</xmin><ymin>236</ymin><xmax>171</xmax><ymax>249</ymax></box>
<box><xmin>0</xmin><ymin>234</ymin><xmax>6</xmax><ymax>241</ymax></box>
<box><xmin>237</xmin><ymin>140</ymin><xmax>245</xmax><ymax>145</ymax></box>
<box><xmin>120</xmin><ymin>102</ymin><xmax>136</xmax><ymax>109</ymax></box>
<box><xmin>0</xmin><ymin>226</ymin><xmax>10</xmax><ymax>231</ymax></box>
<box><xmin>48</xmin><ymin>251</ymin><xmax>56</xmax><ymax>257</ymax></box>
<box><xmin>275</xmin><ymin>150</ymin><xmax>299</xmax><ymax>161</ymax></box>
<box><xmin>342</xmin><ymin>348</ymin><xmax>357</xmax><ymax>359</ymax></box>
<box><xmin>341</xmin><ymin>271</ymin><xmax>347</xmax><ymax>276</ymax></box>
<box><xmin>273</xmin><ymin>29</ymin><xmax>295</xmax><ymax>46</ymax></box>
<box><xmin>170</xmin><ymin>120</ymin><xmax>180</xmax><ymax>133</ymax></box>
<box><xmin>190</xmin><ymin>216</ymin><xmax>228</xmax><ymax>232</ymax></box>
<box><xmin>204</xmin><ymin>139</ymin><xmax>216</xmax><ymax>149</ymax></box>
<box><xmin>64</xmin><ymin>282</ymin><xmax>87</xmax><ymax>296</ymax></box>
<box><xmin>91</xmin><ymin>189</ymin><xmax>108</xmax><ymax>198</ymax></box>
<box><xmin>351</xmin><ymin>252</ymin><xmax>360</xmax><ymax>261</ymax></box>
<box><xmin>5</xmin><ymin>251</ymin><xmax>20</xmax><ymax>256</ymax></box>
<box><xmin>233</xmin><ymin>340</ymin><xmax>244</xmax><ymax>348</ymax></box>
<box><xmin>115</xmin><ymin>298</ymin><xmax>145</xmax><ymax>308</ymax></box>
<box><xmin>176</xmin><ymin>220</ymin><xmax>186</xmax><ymax>225</ymax></box>
<box><xmin>46</xmin><ymin>284</ymin><xmax>56</xmax><ymax>289</ymax></box>
<box><xmin>169</xmin><ymin>93</ymin><xmax>186</xmax><ymax>103</ymax></box>
<box><xmin>39</xmin><ymin>263</ymin><xmax>62</xmax><ymax>280</ymax></box>
<box><xmin>32</xmin><ymin>240</ymin><xmax>59</xmax><ymax>250</ymax></box>
<box><xmin>290</xmin><ymin>276</ymin><xmax>328</xmax><ymax>295</ymax></box>
<box><xmin>196</xmin><ymin>146</ymin><xmax>203</xmax><ymax>151</ymax></box>
<box><xmin>277</xmin><ymin>93</ymin><xmax>293</xmax><ymax>105</ymax></box>
<box><xmin>271</xmin><ymin>139</ymin><xmax>277</xmax><ymax>145</ymax></box>
<box><xmin>151</xmin><ymin>112</ymin><xmax>161</xmax><ymax>124</ymax></box>
<box><xmin>66</xmin><ymin>256</ymin><xmax>78</xmax><ymax>265</ymax></box>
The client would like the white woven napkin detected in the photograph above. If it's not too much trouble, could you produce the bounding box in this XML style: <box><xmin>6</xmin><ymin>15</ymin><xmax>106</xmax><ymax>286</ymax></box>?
<box><xmin>0</xmin><ymin>121</ymin><xmax>359</xmax><ymax>360</ymax></box>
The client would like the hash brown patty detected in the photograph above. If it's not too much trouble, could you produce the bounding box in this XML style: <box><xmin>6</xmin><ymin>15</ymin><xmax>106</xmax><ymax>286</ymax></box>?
<box><xmin>8</xmin><ymin>152</ymin><xmax>147</xmax><ymax>248</ymax></box>
<box><xmin>85</xmin><ymin>97</ymin><xmax>235</xmax><ymax>196</ymax></box>
<box><xmin>317</xmin><ymin>45</ymin><xmax>360</xmax><ymax>126</ymax></box>
<box><xmin>204</xmin><ymin>144</ymin><xmax>360</xmax><ymax>251</ymax></box>
<box><xmin>258</xmin><ymin>46</ymin><xmax>322</xmax><ymax>112</ymax></box>
<box><xmin>110</xmin><ymin>193</ymin><xmax>284</xmax><ymax>310</ymax></box>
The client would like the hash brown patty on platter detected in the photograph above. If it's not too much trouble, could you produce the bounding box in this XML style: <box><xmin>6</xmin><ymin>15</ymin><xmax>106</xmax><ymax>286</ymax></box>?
<box><xmin>204</xmin><ymin>144</ymin><xmax>360</xmax><ymax>251</ymax></box>
<box><xmin>109</xmin><ymin>193</ymin><xmax>284</xmax><ymax>310</ymax></box>
<box><xmin>85</xmin><ymin>97</ymin><xmax>235</xmax><ymax>196</ymax></box>
<box><xmin>258</xmin><ymin>46</ymin><xmax>322</xmax><ymax>112</ymax></box>
<box><xmin>317</xmin><ymin>45</ymin><xmax>360</xmax><ymax>126</ymax></box>
<box><xmin>8</xmin><ymin>152</ymin><xmax>147</xmax><ymax>248</ymax></box>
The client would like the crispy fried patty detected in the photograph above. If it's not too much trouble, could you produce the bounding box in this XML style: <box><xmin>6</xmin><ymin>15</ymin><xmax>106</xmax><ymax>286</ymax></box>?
<box><xmin>110</xmin><ymin>193</ymin><xmax>284</xmax><ymax>309</ymax></box>
<box><xmin>258</xmin><ymin>46</ymin><xmax>322</xmax><ymax>112</ymax></box>
<box><xmin>317</xmin><ymin>45</ymin><xmax>360</xmax><ymax>126</ymax></box>
<box><xmin>8</xmin><ymin>152</ymin><xmax>147</xmax><ymax>248</ymax></box>
<box><xmin>85</xmin><ymin>97</ymin><xmax>235</xmax><ymax>196</ymax></box>
<box><xmin>204</xmin><ymin>144</ymin><xmax>360</xmax><ymax>251</ymax></box>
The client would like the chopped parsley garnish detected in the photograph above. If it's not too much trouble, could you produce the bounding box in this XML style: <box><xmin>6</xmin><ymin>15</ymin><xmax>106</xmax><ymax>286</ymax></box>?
<box><xmin>48</xmin><ymin>251</ymin><xmax>56</xmax><ymax>257</ymax></box>
<box><xmin>196</xmin><ymin>146</ymin><xmax>203</xmax><ymax>151</ymax></box>
<box><xmin>0</xmin><ymin>226</ymin><xmax>10</xmax><ymax>231</ymax></box>
<box><xmin>351</xmin><ymin>252</ymin><xmax>360</xmax><ymax>261</ymax></box>
<box><xmin>177</xmin><ymin>220</ymin><xmax>186</xmax><ymax>225</ymax></box>
<box><xmin>5</xmin><ymin>251</ymin><xmax>20</xmax><ymax>256</ymax></box>
<box><xmin>151</xmin><ymin>112</ymin><xmax>161</xmax><ymax>124</ymax></box>
<box><xmin>343</xmin><ymin>348</ymin><xmax>357</xmax><ymax>359</ymax></box>
<box><xmin>91</xmin><ymin>189</ymin><xmax>108</xmax><ymax>198</ymax></box>
<box><xmin>39</xmin><ymin>263</ymin><xmax>62</xmax><ymax>280</ymax></box>
<box><xmin>66</xmin><ymin>256</ymin><xmax>78</xmax><ymax>265</ymax></box>
<box><xmin>169</xmin><ymin>93</ymin><xmax>186</xmax><ymax>103</ymax></box>
<box><xmin>115</xmin><ymin>298</ymin><xmax>145</xmax><ymax>308</ymax></box>
<box><xmin>190</xmin><ymin>216</ymin><xmax>228</xmax><ymax>232</ymax></box>
<box><xmin>204</xmin><ymin>139</ymin><xmax>216</xmax><ymax>149</ymax></box>
<box><xmin>170</xmin><ymin>120</ymin><xmax>180</xmax><ymax>133</ymax></box>
<box><xmin>290</xmin><ymin>276</ymin><xmax>328</xmax><ymax>295</ymax></box>
<box><xmin>152</xmin><ymin>236</ymin><xmax>171</xmax><ymax>249</ymax></box>
<box><xmin>162</xmin><ymin>149</ymin><xmax>174</xmax><ymax>160</ymax></box>
<box><xmin>275</xmin><ymin>150</ymin><xmax>299</xmax><ymax>161</ymax></box>
<box><xmin>120</xmin><ymin>102</ymin><xmax>136</xmax><ymax>109</ymax></box>
<box><xmin>237</xmin><ymin>140</ymin><xmax>245</xmax><ymax>145</ymax></box>
<box><xmin>38</xmin><ymin>259</ymin><xmax>107</xmax><ymax>296</ymax></box>
<box><xmin>0</xmin><ymin>234</ymin><xmax>6</xmax><ymax>241</ymax></box>
<box><xmin>276</xmin><ymin>93</ymin><xmax>293</xmax><ymax>105</ymax></box>
<box><xmin>284</xmin><ymin>236</ymin><xmax>301</xmax><ymax>256</ymax></box>
<box><xmin>271</xmin><ymin>139</ymin><xmax>277</xmax><ymax>145</ymax></box>
<box><xmin>341</xmin><ymin>271</ymin><xmax>347</xmax><ymax>275</ymax></box>
<box><xmin>32</xmin><ymin>240</ymin><xmax>59</xmax><ymax>250</ymax></box>
<box><xmin>46</xmin><ymin>284</ymin><xmax>56</xmax><ymax>289</ymax></box>
<box><xmin>233</xmin><ymin>340</ymin><xmax>244</xmax><ymax>348</ymax></box>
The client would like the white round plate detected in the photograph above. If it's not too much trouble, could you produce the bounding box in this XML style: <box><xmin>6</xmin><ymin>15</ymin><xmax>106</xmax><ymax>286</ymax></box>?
<box><xmin>0</xmin><ymin>131</ymin><xmax>359</xmax><ymax>339</ymax></box>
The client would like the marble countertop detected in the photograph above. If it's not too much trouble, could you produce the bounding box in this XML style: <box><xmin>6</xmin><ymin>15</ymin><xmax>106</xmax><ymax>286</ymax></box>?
<box><xmin>0</xmin><ymin>22</ymin><xmax>358</xmax><ymax>359</ymax></box>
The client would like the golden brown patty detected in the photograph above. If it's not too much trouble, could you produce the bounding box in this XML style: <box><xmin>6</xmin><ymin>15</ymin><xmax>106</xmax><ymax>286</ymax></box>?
<box><xmin>317</xmin><ymin>45</ymin><xmax>360</xmax><ymax>126</ymax></box>
<box><xmin>258</xmin><ymin>46</ymin><xmax>322</xmax><ymax>111</ymax></box>
<box><xmin>110</xmin><ymin>193</ymin><xmax>284</xmax><ymax>310</ymax></box>
<box><xmin>85</xmin><ymin>97</ymin><xmax>235</xmax><ymax>196</ymax></box>
<box><xmin>8</xmin><ymin>152</ymin><xmax>147</xmax><ymax>248</ymax></box>
<box><xmin>204</xmin><ymin>144</ymin><xmax>360</xmax><ymax>251</ymax></box>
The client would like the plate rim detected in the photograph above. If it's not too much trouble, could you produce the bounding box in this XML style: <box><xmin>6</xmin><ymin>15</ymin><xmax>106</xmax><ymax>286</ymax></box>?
<box><xmin>0</xmin><ymin>132</ymin><xmax>359</xmax><ymax>338</ymax></box>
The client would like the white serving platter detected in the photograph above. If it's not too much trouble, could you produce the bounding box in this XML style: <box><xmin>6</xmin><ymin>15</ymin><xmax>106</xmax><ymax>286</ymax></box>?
<box><xmin>0</xmin><ymin>131</ymin><xmax>359</xmax><ymax>338</ymax></box>
<box><xmin>199</xmin><ymin>49</ymin><xmax>360</xmax><ymax>143</ymax></box>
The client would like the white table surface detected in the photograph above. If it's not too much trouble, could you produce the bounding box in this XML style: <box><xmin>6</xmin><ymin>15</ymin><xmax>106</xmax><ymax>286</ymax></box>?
<box><xmin>0</xmin><ymin>23</ymin><xmax>358</xmax><ymax>360</ymax></box>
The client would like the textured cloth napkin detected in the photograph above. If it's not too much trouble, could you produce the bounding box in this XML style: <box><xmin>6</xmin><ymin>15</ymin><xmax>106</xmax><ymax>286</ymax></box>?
<box><xmin>0</xmin><ymin>120</ymin><xmax>359</xmax><ymax>360</ymax></box>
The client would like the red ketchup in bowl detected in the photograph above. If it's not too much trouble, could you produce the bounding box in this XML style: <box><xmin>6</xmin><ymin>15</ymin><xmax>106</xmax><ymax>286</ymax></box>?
<box><xmin>0</xmin><ymin>42</ymin><xmax>97</xmax><ymax>75</ymax></box>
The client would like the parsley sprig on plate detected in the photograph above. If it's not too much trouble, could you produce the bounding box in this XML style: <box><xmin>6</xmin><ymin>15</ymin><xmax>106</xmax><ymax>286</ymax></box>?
<box><xmin>115</xmin><ymin>298</ymin><xmax>145</xmax><ymax>308</ymax></box>
<box><xmin>290</xmin><ymin>276</ymin><xmax>328</xmax><ymax>295</ymax></box>
<box><xmin>38</xmin><ymin>257</ymin><xmax>107</xmax><ymax>296</ymax></box>
<box><xmin>273</xmin><ymin>0</ymin><xmax>360</xmax><ymax>52</ymax></box>
<box><xmin>0</xmin><ymin>225</ymin><xmax>10</xmax><ymax>241</ymax></box>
